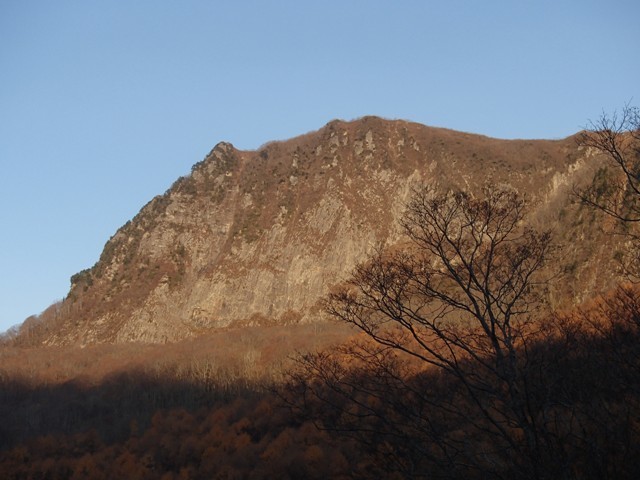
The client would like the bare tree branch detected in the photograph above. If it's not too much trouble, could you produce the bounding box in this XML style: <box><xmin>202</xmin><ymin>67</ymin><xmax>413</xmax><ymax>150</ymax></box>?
<box><xmin>575</xmin><ymin>104</ymin><xmax>640</xmax><ymax>281</ymax></box>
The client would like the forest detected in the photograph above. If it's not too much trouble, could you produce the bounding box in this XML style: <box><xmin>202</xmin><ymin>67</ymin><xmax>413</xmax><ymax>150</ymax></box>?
<box><xmin>1</xmin><ymin>288</ymin><xmax>638</xmax><ymax>479</ymax></box>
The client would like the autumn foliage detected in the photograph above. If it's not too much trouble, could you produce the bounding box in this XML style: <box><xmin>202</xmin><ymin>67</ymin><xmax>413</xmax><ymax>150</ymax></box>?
<box><xmin>282</xmin><ymin>286</ymin><xmax>640</xmax><ymax>479</ymax></box>
<box><xmin>0</xmin><ymin>287</ymin><xmax>638</xmax><ymax>479</ymax></box>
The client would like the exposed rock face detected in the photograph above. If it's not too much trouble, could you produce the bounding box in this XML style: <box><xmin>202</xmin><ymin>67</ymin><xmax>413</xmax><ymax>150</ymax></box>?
<box><xmin>21</xmin><ymin>117</ymin><xmax>621</xmax><ymax>345</ymax></box>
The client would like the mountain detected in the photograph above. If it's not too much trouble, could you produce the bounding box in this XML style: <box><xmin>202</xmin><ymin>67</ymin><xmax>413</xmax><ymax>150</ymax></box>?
<box><xmin>15</xmin><ymin>116</ymin><xmax>620</xmax><ymax>346</ymax></box>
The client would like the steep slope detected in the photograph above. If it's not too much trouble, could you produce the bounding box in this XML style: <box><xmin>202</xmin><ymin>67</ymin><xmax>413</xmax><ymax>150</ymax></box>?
<box><xmin>17</xmin><ymin>117</ymin><xmax>618</xmax><ymax>345</ymax></box>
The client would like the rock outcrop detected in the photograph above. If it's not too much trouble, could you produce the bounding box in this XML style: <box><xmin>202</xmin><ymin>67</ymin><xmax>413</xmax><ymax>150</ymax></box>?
<box><xmin>18</xmin><ymin>117</ymin><xmax>620</xmax><ymax>345</ymax></box>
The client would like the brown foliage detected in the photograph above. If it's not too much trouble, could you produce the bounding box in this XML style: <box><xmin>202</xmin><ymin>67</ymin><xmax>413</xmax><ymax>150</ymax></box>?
<box><xmin>1</xmin><ymin>275</ymin><xmax>639</xmax><ymax>479</ymax></box>
<box><xmin>283</xmin><ymin>286</ymin><xmax>640</xmax><ymax>479</ymax></box>
<box><xmin>0</xmin><ymin>322</ymin><xmax>362</xmax><ymax>479</ymax></box>
<box><xmin>0</xmin><ymin>392</ymin><xmax>358</xmax><ymax>479</ymax></box>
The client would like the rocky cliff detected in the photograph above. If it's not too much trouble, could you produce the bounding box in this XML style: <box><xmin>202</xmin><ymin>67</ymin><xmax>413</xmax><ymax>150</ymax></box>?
<box><xmin>18</xmin><ymin>117</ymin><xmax>620</xmax><ymax>345</ymax></box>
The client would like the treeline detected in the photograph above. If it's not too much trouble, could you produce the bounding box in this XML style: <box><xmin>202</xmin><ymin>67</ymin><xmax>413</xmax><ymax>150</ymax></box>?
<box><xmin>0</xmin><ymin>323</ymin><xmax>359</xmax><ymax>479</ymax></box>
<box><xmin>282</xmin><ymin>286</ymin><xmax>640</xmax><ymax>479</ymax></box>
<box><xmin>0</xmin><ymin>376</ymin><xmax>359</xmax><ymax>479</ymax></box>
<box><xmin>0</xmin><ymin>391</ymin><xmax>360</xmax><ymax>479</ymax></box>
<box><xmin>0</xmin><ymin>287</ymin><xmax>638</xmax><ymax>479</ymax></box>
<box><xmin>0</xmin><ymin>363</ymin><xmax>261</xmax><ymax>452</ymax></box>
<box><xmin>0</xmin><ymin>323</ymin><xmax>350</xmax><ymax>447</ymax></box>
<box><xmin>0</xmin><ymin>332</ymin><xmax>378</xmax><ymax>480</ymax></box>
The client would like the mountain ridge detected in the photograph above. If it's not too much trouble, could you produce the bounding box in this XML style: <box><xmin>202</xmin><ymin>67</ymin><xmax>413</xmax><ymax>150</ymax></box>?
<box><xmin>14</xmin><ymin>116</ymin><xmax>618</xmax><ymax>346</ymax></box>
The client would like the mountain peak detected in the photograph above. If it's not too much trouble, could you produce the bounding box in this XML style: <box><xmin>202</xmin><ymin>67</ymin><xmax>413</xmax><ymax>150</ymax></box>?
<box><xmin>14</xmin><ymin>119</ymin><xmax>617</xmax><ymax>346</ymax></box>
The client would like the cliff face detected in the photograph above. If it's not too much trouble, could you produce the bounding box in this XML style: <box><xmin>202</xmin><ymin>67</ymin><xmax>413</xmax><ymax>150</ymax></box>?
<box><xmin>21</xmin><ymin>117</ymin><xmax>619</xmax><ymax>345</ymax></box>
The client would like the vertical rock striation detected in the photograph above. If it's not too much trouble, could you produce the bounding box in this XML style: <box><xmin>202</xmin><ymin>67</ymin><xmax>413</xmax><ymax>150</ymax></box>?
<box><xmin>19</xmin><ymin>117</ymin><xmax>618</xmax><ymax>345</ymax></box>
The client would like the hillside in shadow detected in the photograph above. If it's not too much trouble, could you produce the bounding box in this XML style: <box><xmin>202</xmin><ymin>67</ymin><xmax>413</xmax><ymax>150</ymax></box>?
<box><xmin>1</xmin><ymin>288</ymin><xmax>639</xmax><ymax>479</ymax></box>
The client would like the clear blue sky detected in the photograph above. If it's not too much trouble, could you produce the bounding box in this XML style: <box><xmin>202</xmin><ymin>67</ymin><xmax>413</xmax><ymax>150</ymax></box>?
<box><xmin>1</xmin><ymin>0</ymin><xmax>638</xmax><ymax>333</ymax></box>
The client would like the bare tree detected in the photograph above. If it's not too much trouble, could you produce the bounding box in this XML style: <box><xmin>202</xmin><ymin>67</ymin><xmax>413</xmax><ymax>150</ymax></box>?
<box><xmin>576</xmin><ymin>105</ymin><xmax>640</xmax><ymax>222</ymax></box>
<box><xmin>327</xmin><ymin>185</ymin><xmax>552</xmax><ymax>403</ymax></box>
<box><xmin>285</xmin><ymin>185</ymin><xmax>565</xmax><ymax>479</ymax></box>
<box><xmin>576</xmin><ymin>104</ymin><xmax>640</xmax><ymax>277</ymax></box>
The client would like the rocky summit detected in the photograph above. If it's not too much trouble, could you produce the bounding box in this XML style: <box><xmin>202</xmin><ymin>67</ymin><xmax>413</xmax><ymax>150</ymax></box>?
<box><xmin>16</xmin><ymin>116</ymin><xmax>621</xmax><ymax>345</ymax></box>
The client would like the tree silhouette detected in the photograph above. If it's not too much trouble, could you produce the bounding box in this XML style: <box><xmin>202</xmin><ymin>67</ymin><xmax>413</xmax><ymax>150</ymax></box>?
<box><xmin>286</xmin><ymin>184</ymin><xmax>569</xmax><ymax>478</ymax></box>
